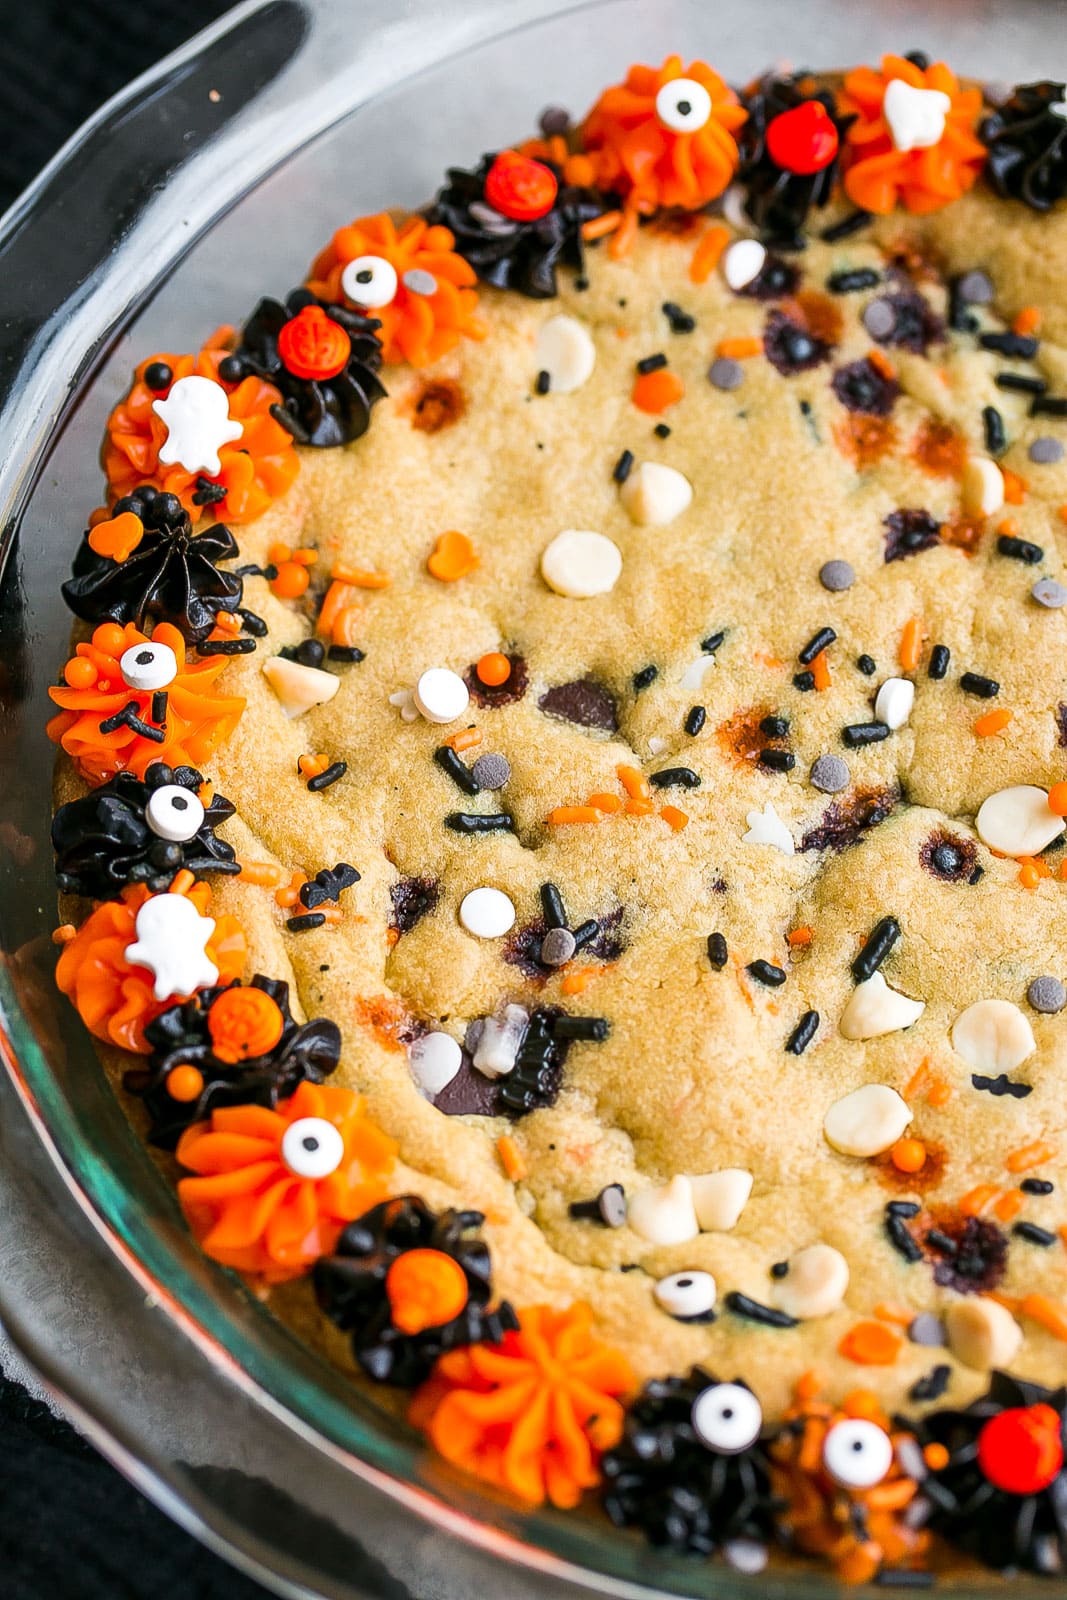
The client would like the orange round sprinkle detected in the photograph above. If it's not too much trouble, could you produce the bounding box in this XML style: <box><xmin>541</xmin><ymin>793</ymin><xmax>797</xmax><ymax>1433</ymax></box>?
<box><xmin>787</xmin><ymin>926</ymin><xmax>813</xmax><ymax>947</ymax></box>
<box><xmin>1019</xmin><ymin>862</ymin><xmax>1041</xmax><ymax>890</ymax></box>
<box><xmin>890</xmin><ymin>1138</ymin><xmax>927</xmax><ymax>1174</ymax></box>
<box><xmin>1013</xmin><ymin>305</ymin><xmax>1041</xmax><ymax>336</ymax></box>
<box><xmin>207</xmin><ymin>985</ymin><xmax>286</xmax><ymax>1064</ymax></box>
<box><xmin>631</xmin><ymin>368</ymin><xmax>685</xmax><ymax>414</ymax></box>
<box><xmin>167</xmin><ymin>1064</ymin><xmax>206</xmax><ymax>1103</ymax></box>
<box><xmin>65</xmin><ymin>656</ymin><xmax>98</xmax><ymax>690</ymax></box>
<box><xmin>427</xmin><ymin>529</ymin><xmax>479</xmax><ymax>582</ymax></box>
<box><xmin>838</xmin><ymin>1321</ymin><xmax>902</xmax><ymax>1366</ymax></box>
<box><xmin>476</xmin><ymin>651</ymin><xmax>511</xmax><ymax>687</ymax></box>
<box><xmin>386</xmin><ymin>1248</ymin><xmax>469</xmax><ymax>1334</ymax></box>
<box><xmin>1047</xmin><ymin>781</ymin><xmax>1067</xmax><ymax>816</ymax></box>
<box><xmin>93</xmin><ymin>622</ymin><xmax>128</xmax><ymax>659</ymax></box>
<box><xmin>271</xmin><ymin>561</ymin><xmax>311</xmax><ymax>599</ymax></box>
<box><xmin>923</xmin><ymin>1442</ymin><xmax>950</xmax><ymax>1472</ymax></box>
<box><xmin>51</xmin><ymin>924</ymin><xmax>77</xmax><ymax>945</ymax></box>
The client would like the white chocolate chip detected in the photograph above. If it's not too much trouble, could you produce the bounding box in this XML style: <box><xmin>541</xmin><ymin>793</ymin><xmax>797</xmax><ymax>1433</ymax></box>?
<box><xmin>951</xmin><ymin>998</ymin><xmax>1036</xmax><ymax>1073</ymax></box>
<box><xmin>654</xmin><ymin>1269</ymin><xmax>716</xmax><ymax>1319</ymax></box>
<box><xmin>534</xmin><ymin>314</ymin><xmax>596</xmax><ymax>393</ymax></box>
<box><xmin>152</xmin><ymin>374</ymin><xmax>242</xmax><ymax>476</ymax></box>
<box><xmin>773</xmin><ymin>1244</ymin><xmax>850</xmax><ymax>1320</ymax></box>
<box><xmin>874</xmin><ymin>677</ymin><xmax>915</xmax><ymax>730</ymax></box>
<box><xmin>628</xmin><ymin>1175</ymin><xmax>700</xmax><ymax>1245</ymax></box>
<box><xmin>824</xmin><ymin>1083</ymin><xmax>912</xmax><ymax>1157</ymax></box>
<box><xmin>407</xmin><ymin>1031</ymin><xmax>462</xmax><ymax>1095</ymax></box>
<box><xmin>124</xmin><ymin>892</ymin><xmax>218</xmax><ymax>1002</ymax></box>
<box><xmin>679</xmin><ymin>655</ymin><xmax>714</xmax><ymax>690</ymax></box>
<box><xmin>962</xmin><ymin>456</ymin><xmax>1005</xmax><ymax>517</ymax></box>
<box><xmin>262</xmin><ymin>656</ymin><xmax>340</xmax><ymax>719</ymax></box>
<box><xmin>944</xmin><ymin>1297</ymin><xmax>1023</xmax><ymax>1370</ymax></box>
<box><xmin>619</xmin><ymin>461</ymin><xmax>693</xmax><ymax>527</ymax></box>
<box><xmin>540</xmin><ymin>530</ymin><xmax>622</xmax><ymax>598</ymax></box>
<box><xmin>840</xmin><ymin>972</ymin><xmax>925</xmax><ymax>1040</ymax></box>
<box><xmin>882</xmin><ymin>79</ymin><xmax>951</xmax><ymax>152</ymax></box>
<box><xmin>975</xmin><ymin>785</ymin><xmax>1064</xmax><ymax>858</ymax></box>
<box><xmin>689</xmin><ymin>1169</ymin><xmax>753</xmax><ymax>1232</ymax></box>
<box><xmin>472</xmin><ymin>1003</ymin><xmax>529</xmax><ymax>1079</ymax></box>
<box><xmin>722</xmin><ymin>238</ymin><xmax>766</xmax><ymax>291</ymax></box>
<box><xmin>458</xmin><ymin>887</ymin><xmax>515</xmax><ymax>940</ymax></box>
<box><xmin>742</xmin><ymin>802</ymin><xmax>795</xmax><ymax>855</ymax></box>
<box><xmin>413</xmin><ymin>667</ymin><xmax>470</xmax><ymax>724</ymax></box>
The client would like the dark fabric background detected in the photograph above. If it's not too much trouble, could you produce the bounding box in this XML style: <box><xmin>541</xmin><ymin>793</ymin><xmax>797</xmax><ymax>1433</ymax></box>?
<box><xmin>0</xmin><ymin>19</ymin><xmax>280</xmax><ymax>1600</ymax></box>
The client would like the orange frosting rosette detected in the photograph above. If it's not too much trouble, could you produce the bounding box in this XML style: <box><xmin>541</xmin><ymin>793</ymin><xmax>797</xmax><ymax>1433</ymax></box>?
<box><xmin>103</xmin><ymin>340</ymin><xmax>298</xmax><ymax>523</ymax></box>
<box><xmin>55</xmin><ymin>880</ymin><xmax>247</xmax><ymax>1054</ymax></box>
<box><xmin>409</xmin><ymin>1302</ymin><xmax>634</xmax><ymax>1508</ymax></box>
<box><xmin>840</xmin><ymin>56</ymin><xmax>985</xmax><ymax>215</ymax></box>
<box><xmin>47</xmin><ymin>621</ymin><xmax>245</xmax><ymax>786</ymax></box>
<box><xmin>176</xmin><ymin>1081</ymin><xmax>397</xmax><ymax>1282</ymax></box>
<box><xmin>306</xmin><ymin>213</ymin><xmax>486</xmax><ymax>367</ymax></box>
<box><xmin>581</xmin><ymin>56</ymin><xmax>746</xmax><ymax>221</ymax></box>
<box><xmin>768</xmin><ymin>1382</ymin><xmax>930</xmax><ymax>1585</ymax></box>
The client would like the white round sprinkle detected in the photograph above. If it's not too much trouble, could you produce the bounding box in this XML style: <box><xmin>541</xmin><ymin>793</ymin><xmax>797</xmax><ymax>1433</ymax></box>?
<box><xmin>124</xmin><ymin>892</ymin><xmax>218</xmax><ymax>1002</ymax></box>
<box><xmin>882</xmin><ymin>79</ymin><xmax>951</xmax><ymax>152</ymax></box>
<box><xmin>951</xmin><ymin>998</ymin><xmax>1036</xmax><ymax>1073</ymax></box>
<box><xmin>689</xmin><ymin>1168</ymin><xmax>753</xmax><ymax>1232</ymax></box>
<box><xmin>944</xmin><ymin>1297</ymin><xmax>1023</xmax><ymax>1371</ymax></box>
<box><xmin>722</xmin><ymin>238</ymin><xmax>766</xmax><ymax>292</ymax></box>
<box><xmin>773</xmin><ymin>1243</ymin><xmax>850</xmax><ymax>1320</ymax></box>
<box><xmin>691</xmin><ymin>1383</ymin><xmax>762</xmax><ymax>1455</ymax></box>
<box><xmin>619</xmin><ymin>461</ymin><xmax>693</xmax><ymax>527</ymax></box>
<box><xmin>534</xmin><ymin>314</ymin><xmax>596</xmax><ymax>393</ymax></box>
<box><xmin>340</xmin><ymin>253</ymin><xmax>398</xmax><ymax>309</ymax></box>
<box><xmin>1033</xmin><ymin>578</ymin><xmax>1067</xmax><ymax>609</ymax></box>
<box><xmin>627</xmin><ymin>1175</ymin><xmax>699</xmax><ymax>1245</ymax></box>
<box><xmin>152</xmin><ymin>374</ymin><xmax>242</xmax><ymax>476</ymax></box>
<box><xmin>874</xmin><ymin>677</ymin><xmax>915</xmax><ymax>730</ymax></box>
<box><xmin>408</xmin><ymin>1031</ymin><xmax>463</xmax><ymax>1095</ymax></box>
<box><xmin>839</xmin><ymin>973</ymin><xmax>925</xmax><ymax>1040</ymax></box>
<box><xmin>402</xmin><ymin>267</ymin><xmax>438</xmax><ymax>297</ymax></box>
<box><xmin>824</xmin><ymin>1083</ymin><xmax>912</xmax><ymax>1157</ymax></box>
<box><xmin>145</xmin><ymin>784</ymin><xmax>205</xmax><ymax>843</ymax></box>
<box><xmin>962</xmin><ymin>456</ymin><xmax>1005</xmax><ymax>517</ymax></box>
<box><xmin>120</xmin><ymin>641</ymin><xmax>178</xmax><ymax>692</ymax></box>
<box><xmin>655</xmin><ymin>76</ymin><xmax>713</xmax><ymax>134</ymax></box>
<box><xmin>975</xmin><ymin>784</ymin><xmax>1064</xmax><ymax>858</ymax></box>
<box><xmin>540</xmin><ymin>530</ymin><xmax>622</xmax><ymax>598</ymax></box>
<box><xmin>654</xmin><ymin>1269</ymin><xmax>717</xmax><ymax>1320</ymax></box>
<box><xmin>413</xmin><ymin>668</ymin><xmax>470</xmax><ymax>725</ymax></box>
<box><xmin>742</xmin><ymin>802</ymin><xmax>795</xmax><ymax>855</ymax></box>
<box><xmin>724</xmin><ymin>1541</ymin><xmax>768</xmax><ymax>1576</ymax></box>
<box><xmin>262</xmin><ymin>656</ymin><xmax>340</xmax><ymax>719</ymax></box>
<box><xmin>458</xmin><ymin>887</ymin><xmax>515</xmax><ymax>940</ymax></box>
<box><xmin>822</xmin><ymin>1418</ymin><xmax>893</xmax><ymax>1489</ymax></box>
<box><xmin>280</xmin><ymin>1116</ymin><xmax>345</xmax><ymax>1179</ymax></box>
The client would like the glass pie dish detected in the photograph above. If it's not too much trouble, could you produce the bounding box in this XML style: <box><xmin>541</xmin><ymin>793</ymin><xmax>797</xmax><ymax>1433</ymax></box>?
<box><xmin>0</xmin><ymin>0</ymin><xmax>1064</xmax><ymax>1595</ymax></box>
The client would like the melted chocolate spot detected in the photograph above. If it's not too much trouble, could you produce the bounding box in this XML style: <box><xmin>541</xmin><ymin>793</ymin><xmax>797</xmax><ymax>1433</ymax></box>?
<box><xmin>538</xmin><ymin>677</ymin><xmax>617</xmax><ymax>732</ymax></box>
<box><xmin>716</xmin><ymin>704</ymin><xmax>779</xmax><ymax>766</ymax></box>
<box><xmin>884</xmin><ymin>507</ymin><xmax>942</xmax><ymax>563</ymax></box>
<box><xmin>920</xmin><ymin>830</ymin><xmax>978</xmax><ymax>883</ymax></box>
<box><xmin>763</xmin><ymin>309</ymin><xmax>831</xmax><ymax>375</ymax></box>
<box><xmin>389</xmin><ymin>876</ymin><xmax>440</xmax><ymax>937</ymax></box>
<box><xmin>465</xmin><ymin>654</ymin><xmax>528</xmax><ymax>708</ymax></box>
<box><xmin>431</xmin><ymin>1050</ymin><xmax>500</xmax><ymax>1117</ymax></box>
<box><xmin>871</xmin><ymin>288</ymin><xmax>944</xmax><ymax>354</ymax></box>
<box><xmin>912</xmin><ymin>416</ymin><xmax>967</xmax><ymax>478</ymax></box>
<box><xmin>1057</xmin><ymin>704</ymin><xmax>1067</xmax><ymax>749</ymax></box>
<box><xmin>503</xmin><ymin>917</ymin><xmax>553</xmax><ymax>981</ymax></box>
<box><xmin>800</xmin><ymin>785</ymin><xmax>897</xmax><ymax>853</ymax></box>
<box><xmin>741</xmin><ymin>253</ymin><xmax>801</xmax><ymax>300</ymax></box>
<box><xmin>587</xmin><ymin>904</ymin><xmax>626</xmax><ymax>961</ymax></box>
<box><xmin>925</xmin><ymin>1212</ymin><xmax>1009</xmax><ymax>1295</ymax></box>
<box><xmin>411</xmin><ymin>378</ymin><xmax>466</xmax><ymax>433</ymax></box>
<box><xmin>831</xmin><ymin>358</ymin><xmax>899</xmax><ymax>416</ymax></box>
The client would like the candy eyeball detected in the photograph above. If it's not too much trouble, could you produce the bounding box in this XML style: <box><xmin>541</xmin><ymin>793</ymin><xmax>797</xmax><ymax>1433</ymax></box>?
<box><xmin>280</xmin><ymin>1116</ymin><xmax>345</xmax><ymax>1179</ymax></box>
<box><xmin>655</xmin><ymin>77</ymin><xmax>713</xmax><ymax>134</ymax></box>
<box><xmin>145</xmin><ymin>784</ymin><xmax>206</xmax><ymax>843</ymax></box>
<box><xmin>120</xmin><ymin>640</ymin><xmax>178</xmax><ymax>691</ymax></box>
<box><xmin>691</xmin><ymin>1382</ymin><xmax>762</xmax><ymax>1454</ymax></box>
<box><xmin>822</xmin><ymin>1417</ymin><xmax>894</xmax><ymax>1489</ymax></box>
<box><xmin>341</xmin><ymin>254</ymin><xmax>399</xmax><ymax>309</ymax></box>
<box><xmin>654</xmin><ymin>1269</ymin><xmax>716</xmax><ymax>1320</ymax></box>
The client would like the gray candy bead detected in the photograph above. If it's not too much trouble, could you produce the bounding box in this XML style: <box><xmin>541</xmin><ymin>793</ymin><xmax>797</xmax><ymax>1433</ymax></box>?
<box><xmin>810</xmin><ymin>754</ymin><xmax>850</xmax><ymax>793</ymax></box>
<box><xmin>1027</xmin><ymin>976</ymin><xmax>1066</xmax><ymax>1014</ymax></box>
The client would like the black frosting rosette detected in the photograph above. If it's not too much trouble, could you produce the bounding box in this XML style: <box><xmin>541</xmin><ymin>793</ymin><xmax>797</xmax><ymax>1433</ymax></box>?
<box><xmin>125</xmin><ymin>975</ymin><xmax>342</xmax><ymax>1148</ymax></box>
<box><xmin>427</xmin><ymin>152</ymin><xmax>607</xmax><ymax>299</ymax></box>
<box><xmin>228</xmin><ymin>289</ymin><xmax>387</xmax><ymax>448</ymax></box>
<box><xmin>52</xmin><ymin>762</ymin><xmax>237</xmax><ymax>900</ymax></box>
<box><xmin>62</xmin><ymin>486</ymin><xmax>243</xmax><ymax>645</ymax></box>
<box><xmin>738</xmin><ymin>74</ymin><xmax>855</xmax><ymax>250</ymax></box>
<box><xmin>313</xmin><ymin>1194</ymin><xmax>519</xmax><ymax>1387</ymax></box>
<box><xmin>601</xmin><ymin>1367</ymin><xmax>777</xmax><ymax>1558</ymax></box>
<box><xmin>982</xmin><ymin>81</ymin><xmax>1067</xmax><ymax>211</ymax></box>
<box><xmin>917</xmin><ymin>1370</ymin><xmax>1067</xmax><ymax>1574</ymax></box>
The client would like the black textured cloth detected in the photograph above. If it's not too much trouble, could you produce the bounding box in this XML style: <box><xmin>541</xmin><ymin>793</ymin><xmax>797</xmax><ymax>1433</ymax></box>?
<box><xmin>0</xmin><ymin>1</ymin><xmax>236</xmax><ymax>210</ymax></box>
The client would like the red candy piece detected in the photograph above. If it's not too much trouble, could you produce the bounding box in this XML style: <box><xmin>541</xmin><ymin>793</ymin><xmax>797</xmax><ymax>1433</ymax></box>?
<box><xmin>977</xmin><ymin>1404</ymin><xmax>1065</xmax><ymax>1496</ymax></box>
<box><xmin>765</xmin><ymin>100</ymin><xmax>839</xmax><ymax>176</ymax></box>
<box><xmin>484</xmin><ymin>151</ymin><xmax>559</xmax><ymax>221</ymax></box>
<box><xmin>277</xmin><ymin>305</ymin><xmax>352</xmax><ymax>381</ymax></box>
